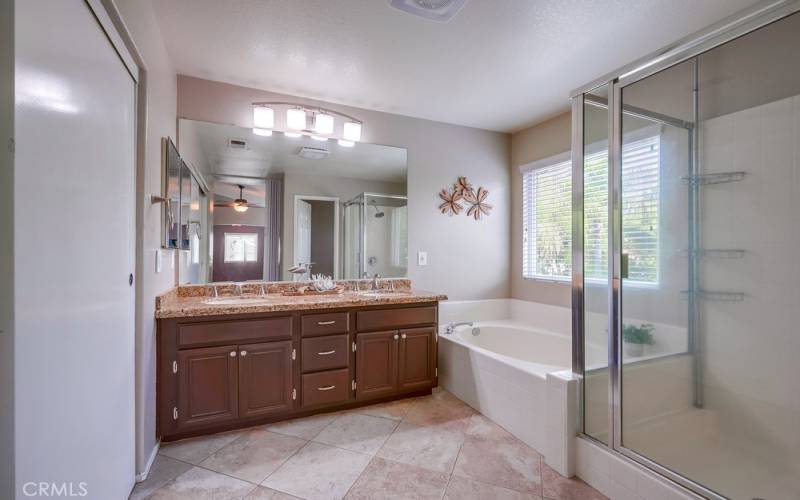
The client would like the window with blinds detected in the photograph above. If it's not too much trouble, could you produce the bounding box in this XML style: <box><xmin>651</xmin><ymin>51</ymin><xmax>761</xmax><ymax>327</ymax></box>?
<box><xmin>522</xmin><ymin>134</ymin><xmax>660</xmax><ymax>285</ymax></box>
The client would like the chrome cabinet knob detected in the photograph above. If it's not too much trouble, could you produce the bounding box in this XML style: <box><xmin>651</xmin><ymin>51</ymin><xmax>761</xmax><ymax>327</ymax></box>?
<box><xmin>240</xmin><ymin>350</ymin><xmax>247</xmax><ymax>356</ymax></box>
<box><xmin>393</xmin><ymin>334</ymin><xmax>399</xmax><ymax>340</ymax></box>
<box><xmin>401</xmin><ymin>333</ymin><xmax>407</xmax><ymax>339</ymax></box>
<box><xmin>229</xmin><ymin>351</ymin><xmax>237</xmax><ymax>357</ymax></box>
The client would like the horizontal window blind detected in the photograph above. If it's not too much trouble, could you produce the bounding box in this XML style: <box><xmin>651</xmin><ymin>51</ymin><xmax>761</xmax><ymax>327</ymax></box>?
<box><xmin>522</xmin><ymin>134</ymin><xmax>660</xmax><ymax>284</ymax></box>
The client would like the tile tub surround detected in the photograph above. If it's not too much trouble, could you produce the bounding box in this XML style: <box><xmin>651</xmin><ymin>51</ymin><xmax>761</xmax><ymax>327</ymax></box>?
<box><xmin>155</xmin><ymin>279</ymin><xmax>445</xmax><ymax>318</ymax></box>
<box><xmin>132</xmin><ymin>389</ymin><xmax>606</xmax><ymax>500</ymax></box>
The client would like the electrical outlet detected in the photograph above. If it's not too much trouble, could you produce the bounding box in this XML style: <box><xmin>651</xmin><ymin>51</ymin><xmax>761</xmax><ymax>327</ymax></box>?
<box><xmin>417</xmin><ymin>251</ymin><xmax>428</xmax><ymax>266</ymax></box>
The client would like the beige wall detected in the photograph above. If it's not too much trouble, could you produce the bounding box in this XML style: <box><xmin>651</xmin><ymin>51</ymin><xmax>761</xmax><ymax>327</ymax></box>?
<box><xmin>115</xmin><ymin>0</ymin><xmax>178</xmax><ymax>477</ymax></box>
<box><xmin>510</xmin><ymin>112</ymin><xmax>572</xmax><ymax>306</ymax></box>
<box><xmin>0</xmin><ymin>0</ymin><xmax>13</xmax><ymax>494</ymax></box>
<box><xmin>214</xmin><ymin>206</ymin><xmax>267</xmax><ymax>227</ymax></box>
<box><xmin>178</xmin><ymin>76</ymin><xmax>511</xmax><ymax>299</ymax></box>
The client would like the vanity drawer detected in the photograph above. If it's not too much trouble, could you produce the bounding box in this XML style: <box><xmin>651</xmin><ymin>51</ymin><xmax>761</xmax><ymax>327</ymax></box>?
<box><xmin>177</xmin><ymin>317</ymin><xmax>292</xmax><ymax>348</ymax></box>
<box><xmin>302</xmin><ymin>334</ymin><xmax>349</xmax><ymax>373</ymax></box>
<box><xmin>301</xmin><ymin>312</ymin><xmax>349</xmax><ymax>336</ymax></box>
<box><xmin>356</xmin><ymin>306</ymin><xmax>436</xmax><ymax>332</ymax></box>
<box><xmin>301</xmin><ymin>368</ymin><xmax>350</xmax><ymax>407</ymax></box>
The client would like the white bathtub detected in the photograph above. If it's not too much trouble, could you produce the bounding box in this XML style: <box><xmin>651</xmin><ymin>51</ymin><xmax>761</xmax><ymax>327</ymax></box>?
<box><xmin>438</xmin><ymin>299</ymin><xmax>574</xmax><ymax>454</ymax></box>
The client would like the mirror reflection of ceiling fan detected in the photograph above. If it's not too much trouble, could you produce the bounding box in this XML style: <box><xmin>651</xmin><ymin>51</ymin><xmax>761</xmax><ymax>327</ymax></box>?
<box><xmin>213</xmin><ymin>184</ymin><xmax>265</xmax><ymax>212</ymax></box>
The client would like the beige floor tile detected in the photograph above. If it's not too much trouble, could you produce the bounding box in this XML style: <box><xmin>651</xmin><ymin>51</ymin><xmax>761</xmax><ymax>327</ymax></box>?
<box><xmin>376</xmin><ymin>422</ymin><xmax>464</xmax><ymax>473</ymax></box>
<box><xmin>148</xmin><ymin>466</ymin><xmax>255</xmax><ymax>500</ymax></box>
<box><xmin>313</xmin><ymin>413</ymin><xmax>398</xmax><ymax>455</ymax></box>
<box><xmin>465</xmin><ymin>414</ymin><xmax>516</xmax><ymax>442</ymax></box>
<box><xmin>403</xmin><ymin>393</ymin><xmax>474</xmax><ymax>432</ymax></box>
<box><xmin>264</xmin><ymin>412</ymin><xmax>341</xmax><ymax>440</ymax></box>
<box><xmin>445</xmin><ymin>475</ymin><xmax>541</xmax><ymax>500</ymax></box>
<box><xmin>541</xmin><ymin>464</ymin><xmax>607</xmax><ymax>500</ymax></box>
<box><xmin>352</xmin><ymin>397</ymin><xmax>419</xmax><ymax>420</ymax></box>
<box><xmin>263</xmin><ymin>442</ymin><xmax>371</xmax><ymax>500</ymax></box>
<box><xmin>200</xmin><ymin>428</ymin><xmax>306</xmax><ymax>483</ymax></box>
<box><xmin>345</xmin><ymin>457</ymin><xmax>449</xmax><ymax>499</ymax></box>
<box><xmin>243</xmin><ymin>485</ymin><xmax>303</xmax><ymax>499</ymax></box>
<box><xmin>158</xmin><ymin>430</ymin><xmax>244</xmax><ymax>465</ymax></box>
<box><xmin>454</xmin><ymin>435</ymin><xmax>543</xmax><ymax>494</ymax></box>
<box><xmin>129</xmin><ymin>455</ymin><xmax>193</xmax><ymax>500</ymax></box>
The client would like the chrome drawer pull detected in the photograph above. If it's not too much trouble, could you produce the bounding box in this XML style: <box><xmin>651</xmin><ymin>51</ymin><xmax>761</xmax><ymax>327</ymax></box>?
<box><xmin>317</xmin><ymin>385</ymin><xmax>336</xmax><ymax>391</ymax></box>
<box><xmin>317</xmin><ymin>320</ymin><xmax>336</xmax><ymax>325</ymax></box>
<box><xmin>317</xmin><ymin>350</ymin><xmax>336</xmax><ymax>356</ymax></box>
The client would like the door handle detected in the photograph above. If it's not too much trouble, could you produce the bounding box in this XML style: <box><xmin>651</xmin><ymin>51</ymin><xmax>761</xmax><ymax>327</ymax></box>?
<box><xmin>317</xmin><ymin>350</ymin><xmax>336</xmax><ymax>356</ymax></box>
<box><xmin>317</xmin><ymin>385</ymin><xmax>336</xmax><ymax>391</ymax></box>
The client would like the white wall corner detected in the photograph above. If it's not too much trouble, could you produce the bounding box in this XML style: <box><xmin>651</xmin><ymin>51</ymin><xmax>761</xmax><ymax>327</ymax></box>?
<box><xmin>135</xmin><ymin>441</ymin><xmax>160</xmax><ymax>482</ymax></box>
<box><xmin>545</xmin><ymin>370</ymin><xmax>578</xmax><ymax>477</ymax></box>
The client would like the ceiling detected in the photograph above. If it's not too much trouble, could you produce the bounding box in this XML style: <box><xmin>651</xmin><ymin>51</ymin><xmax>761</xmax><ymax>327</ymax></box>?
<box><xmin>153</xmin><ymin>0</ymin><xmax>759</xmax><ymax>132</ymax></box>
<box><xmin>180</xmin><ymin>119</ymin><xmax>408</xmax><ymax>185</ymax></box>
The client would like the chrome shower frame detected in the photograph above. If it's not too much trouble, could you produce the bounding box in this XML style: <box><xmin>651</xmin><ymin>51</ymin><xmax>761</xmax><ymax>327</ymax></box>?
<box><xmin>570</xmin><ymin>1</ymin><xmax>800</xmax><ymax>498</ymax></box>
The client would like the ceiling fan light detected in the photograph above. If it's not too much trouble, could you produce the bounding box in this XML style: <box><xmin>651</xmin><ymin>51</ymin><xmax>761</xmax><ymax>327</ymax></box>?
<box><xmin>343</xmin><ymin>121</ymin><xmax>362</xmax><ymax>142</ymax></box>
<box><xmin>253</xmin><ymin>105</ymin><xmax>274</xmax><ymax>129</ymax></box>
<box><xmin>337</xmin><ymin>139</ymin><xmax>355</xmax><ymax>148</ymax></box>
<box><xmin>314</xmin><ymin>112</ymin><xmax>335</xmax><ymax>135</ymax></box>
<box><xmin>233</xmin><ymin>201</ymin><xmax>249</xmax><ymax>213</ymax></box>
<box><xmin>252</xmin><ymin>127</ymin><xmax>272</xmax><ymax>136</ymax></box>
<box><xmin>286</xmin><ymin>108</ymin><xmax>307</xmax><ymax>130</ymax></box>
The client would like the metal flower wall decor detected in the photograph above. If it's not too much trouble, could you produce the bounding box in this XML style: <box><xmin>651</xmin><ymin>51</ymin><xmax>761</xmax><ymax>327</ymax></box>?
<box><xmin>438</xmin><ymin>176</ymin><xmax>492</xmax><ymax>220</ymax></box>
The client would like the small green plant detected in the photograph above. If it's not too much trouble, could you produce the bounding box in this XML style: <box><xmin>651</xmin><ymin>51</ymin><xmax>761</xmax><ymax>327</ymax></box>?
<box><xmin>622</xmin><ymin>323</ymin><xmax>655</xmax><ymax>345</ymax></box>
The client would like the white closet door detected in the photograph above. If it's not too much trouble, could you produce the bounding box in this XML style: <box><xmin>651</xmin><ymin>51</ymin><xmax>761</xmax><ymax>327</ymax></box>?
<box><xmin>15</xmin><ymin>1</ymin><xmax>136</xmax><ymax>498</ymax></box>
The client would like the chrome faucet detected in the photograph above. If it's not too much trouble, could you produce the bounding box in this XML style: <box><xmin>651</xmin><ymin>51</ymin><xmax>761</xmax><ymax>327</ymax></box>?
<box><xmin>445</xmin><ymin>321</ymin><xmax>473</xmax><ymax>335</ymax></box>
<box><xmin>370</xmin><ymin>273</ymin><xmax>381</xmax><ymax>290</ymax></box>
<box><xmin>234</xmin><ymin>283</ymin><xmax>243</xmax><ymax>296</ymax></box>
<box><xmin>212</xmin><ymin>285</ymin><xmax>219</xmax><ymax>297</ymax></box>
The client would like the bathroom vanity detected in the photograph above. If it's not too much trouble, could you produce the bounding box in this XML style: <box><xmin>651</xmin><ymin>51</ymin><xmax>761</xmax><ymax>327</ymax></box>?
<box><xmin>155</xmin><ymin>281</ymin><xmax>445</xmax><ymax>441</ymax></box>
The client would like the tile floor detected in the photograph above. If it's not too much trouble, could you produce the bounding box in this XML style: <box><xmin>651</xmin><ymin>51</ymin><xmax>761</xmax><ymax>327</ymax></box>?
<box><xmin>131</xmin><ymin>389</ymin><xmax>606</xmax><ymax>500</ymax></box>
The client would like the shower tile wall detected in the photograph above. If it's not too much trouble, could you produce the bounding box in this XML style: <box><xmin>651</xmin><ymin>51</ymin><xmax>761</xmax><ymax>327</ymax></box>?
<box><xmin>699</xmin><ymin>94</ymin><xmax>800</xmax><ymax>470</ymax></box>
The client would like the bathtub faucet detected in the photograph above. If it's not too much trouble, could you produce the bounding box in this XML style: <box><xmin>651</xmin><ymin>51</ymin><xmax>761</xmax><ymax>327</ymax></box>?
<box><xmin>445</xmin><ymin>321</ymin><xmax>473</xmax><ymax>335</ymax></box>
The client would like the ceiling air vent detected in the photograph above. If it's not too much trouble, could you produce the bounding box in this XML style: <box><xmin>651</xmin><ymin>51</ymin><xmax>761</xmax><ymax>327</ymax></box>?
<box><xmin>227</xmin><ymin>138</ymin><xmax>248</xmax><ymax>150</ymax></box>
<box><xmin>297</xmin><ymin>147</ymin><xmax>330</xmax><ymax>160</ymax></box>
<box><xmin>389</xmin><ymin>0</ymin><xmax>467</xmax><ymax>22</ymax></box>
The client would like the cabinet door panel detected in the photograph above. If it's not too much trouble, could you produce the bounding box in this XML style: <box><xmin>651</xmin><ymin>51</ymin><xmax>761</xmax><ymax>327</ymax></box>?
<box><xmin>356</xmin><ymin>331</ymin><xmax>398</xmax><ymax>400</ymax></box>
<box><xmin>398</xmin><ymin>328</ymin><xmax>436</xmax><ymax>391</ymax></box>
<box><xmin>239</xmin><ymin>340</ymin><xmax>294</xmax><ymax>419</ymax></box>
<box><xmin>178</xmin><ymin>345</ymin><xmax>238</xmax><ymax>429</ymax></box>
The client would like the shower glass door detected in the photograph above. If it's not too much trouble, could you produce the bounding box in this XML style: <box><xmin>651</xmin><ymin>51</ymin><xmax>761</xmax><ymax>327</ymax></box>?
<box><xmin>613</xmin><ymin>11</ymin><xmax>800</xmax><ymax>500</ymax></box>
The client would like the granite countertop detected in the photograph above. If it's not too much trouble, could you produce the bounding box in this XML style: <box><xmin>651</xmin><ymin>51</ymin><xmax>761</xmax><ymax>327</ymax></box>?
<box><xmin>155</xmin><ymin>280</ymin><xmax>447</xmax><ymax>319</ymax></box>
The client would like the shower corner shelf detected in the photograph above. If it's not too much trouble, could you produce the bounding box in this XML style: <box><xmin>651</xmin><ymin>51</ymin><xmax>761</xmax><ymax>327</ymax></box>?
<box><xmin>681</xmin><ymin>171</ymin><xmax>746</xmax><ymax>185</ymax></box>
<box><xmin>680</xmin><ymin>290</ymin><xmax>745</xmax><ymax>302</ymax></box>
<box><xmin>680</xmin><ymin>249</ymin><xmax>746</xmax><ymax>259</ymax></box>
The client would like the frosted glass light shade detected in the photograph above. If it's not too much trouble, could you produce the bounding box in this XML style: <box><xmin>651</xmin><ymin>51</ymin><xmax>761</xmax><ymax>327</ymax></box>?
<box><xmin>286</xmin><ymin>108</ymin><xmax>307</xmax><ymax>130</ymax></box>
<box><xmin>314</xmin><ymin>113</ymin><xmax>335</xmax><ymax>135</ymax></box>
<box><xmin>343</xmin><ymin>121</ymin><xmax>362</xmax><ymax>142</ymax></box>
<box><xmin>253</xmin><ymin>106</ymin><xmax>274</xmax><ymax>128</ymax></box>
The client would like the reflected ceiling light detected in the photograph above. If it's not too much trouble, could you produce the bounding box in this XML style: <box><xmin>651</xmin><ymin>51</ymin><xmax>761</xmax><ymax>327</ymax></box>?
<box><xmin>284</xmin><ymin>131</ymin><xmax>302</xmax><ymax>138</ymax></box>
<box><xmin>233</xmin><ymin>185</ymin><xmax>249</xmax><ymax>213</ymax></box>
<box><xmin>253</xmin><ymin>105</ymin><xmax>274</xmax><ymax>129</ymax></box>
<box><xmin>314</xmin><ymin>112</ymin><xmax>334</xmax><ymax>135</ymax></box>
<box><xmin>311</xmin><ymin>135</ymin><xmax>328</xmax><ymax>142</ymax></box>
<box><xmin>286</xmin><ymin>108</ymin><xmax>307</xmax><ymax>130</ymax></box>
<box><xmin>337</xmin><ymin>139</ymin><xmax>355</xmax><ymax>148</ymax></box>
<box><xmin>343</xmin><ymin>121</ymin><xmax>362</xmax><ymax>142</ymax></box>
<box><xmin>252</xmin><ymin>128</ymin><xmax>272</xmax><ymax>137</ymax></box>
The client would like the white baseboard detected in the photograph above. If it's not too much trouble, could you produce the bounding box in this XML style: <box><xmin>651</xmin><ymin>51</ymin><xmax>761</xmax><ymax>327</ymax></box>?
<box><xmin>136</xmin><ymin>442</ymin><xmax>160</xmax><ymax>482</ymax></box>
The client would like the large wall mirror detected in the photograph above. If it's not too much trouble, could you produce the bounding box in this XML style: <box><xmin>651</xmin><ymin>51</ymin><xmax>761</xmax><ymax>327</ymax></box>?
<box><xmin>176</xmin><ymin>118</ymin><xmax>408</xmax><ymax>284</ymax></box>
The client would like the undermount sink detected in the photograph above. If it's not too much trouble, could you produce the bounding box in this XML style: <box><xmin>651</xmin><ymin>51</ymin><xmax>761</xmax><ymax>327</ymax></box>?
<box><xmin>203</xmin><ymin>296</ymin><xmax>276</xmax><ymax>305</ymax></box>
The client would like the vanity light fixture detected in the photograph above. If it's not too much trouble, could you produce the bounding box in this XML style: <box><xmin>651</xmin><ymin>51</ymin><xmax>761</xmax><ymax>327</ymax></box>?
<box><xmin>286</xmin><ymin>108</ymin><xmax>307</xmax><ymax>130</ymax></box>
<box><xmin>314</xmin><ymin>112</ymin><xmax>334</xmax><ymax>135</ymax></box>
<box><xmin>252</xmin><ymin>101</ymin><xmax>363</xmax><ymax>145</ymax></box>
<box><xmin>343</xmin><ymin>121</ymin><xmax>362</xmax><ymax>142</ymax></box>
<box><xmin>233</xmin><ymin>185</ymin><xmax>249</xmax><ymax>213</ymax></box>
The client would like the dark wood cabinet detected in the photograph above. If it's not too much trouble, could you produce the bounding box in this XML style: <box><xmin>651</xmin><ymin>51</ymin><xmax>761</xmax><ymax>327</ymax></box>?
<box><xmin>177</xmin><ymin>345</ymin><xmax>239</xmax><ymax>430</ymax></box>
<box><xmin>158</xmin><ymin>302</ymin><xmax>439</xmax><ymax>441</ymax></box>
<box><xmin>399</xmin><ymin>328</ymin><xmax>436</xmax><ymax>391</ymax></box>
<box><xmin>238</xmin><ymin>340</ymin><xmax>294</xmax><ymax>419</ymax></box>
<box><xmin>355</xmin><ymin>330</ymin><xmax>399</xmax><ymax>400</ymax></box>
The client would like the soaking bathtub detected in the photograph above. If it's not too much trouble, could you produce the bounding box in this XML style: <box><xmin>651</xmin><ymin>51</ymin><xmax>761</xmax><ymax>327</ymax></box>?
<box><xmin>438</xmin><ymin>299</ymin><xmax>574</xmax><ymax>453</ymax></box>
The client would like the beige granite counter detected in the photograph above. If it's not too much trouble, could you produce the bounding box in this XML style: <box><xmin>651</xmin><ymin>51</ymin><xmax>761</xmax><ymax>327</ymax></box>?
<box><xmin>155</xmin><ymin>279</ymin><xmax>447</xmax><ymax>319</ymax></box>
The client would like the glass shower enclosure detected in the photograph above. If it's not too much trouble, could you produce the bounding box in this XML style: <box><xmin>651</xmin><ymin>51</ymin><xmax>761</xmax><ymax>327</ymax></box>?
<box><xmin>342</xmin><ymin>193</ymin><xmax>408</xmax><ymax>279</ymax></box>
<box><xmin>572</xmin><ymin>3</ymin><xmax>800</xmax><ymax>499</ymax></box>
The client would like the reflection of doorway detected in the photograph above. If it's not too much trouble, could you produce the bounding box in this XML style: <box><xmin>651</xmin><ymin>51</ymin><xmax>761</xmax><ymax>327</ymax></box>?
<box><xmin>293</xmin><ymin>195</ymin><xmax>339</xmax><ymax>278</ymax></box>
<box><xmin>212</xmin><ymin>225</ymin><xmax>264</xmax><ymax>282</ymax></box>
